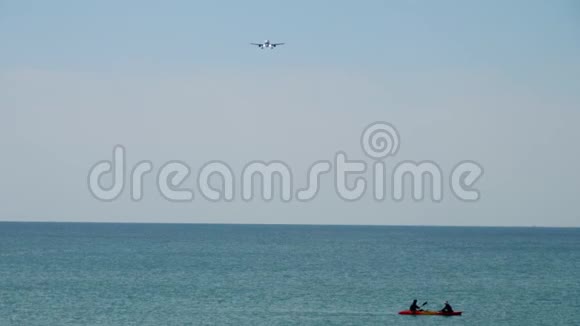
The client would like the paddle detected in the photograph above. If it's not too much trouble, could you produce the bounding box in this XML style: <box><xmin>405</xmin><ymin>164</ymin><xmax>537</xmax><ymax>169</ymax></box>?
<box><xmin>404</xmin><ymin>301</ymin><xmax>428</xmax><ymax>313</ymax></box>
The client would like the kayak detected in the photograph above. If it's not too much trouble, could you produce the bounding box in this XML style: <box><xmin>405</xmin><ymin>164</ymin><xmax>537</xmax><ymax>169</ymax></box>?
<box><xmin>399</xmin><ymin>310</ymin><xmax>462</xmax><ymax>316</ymax></box>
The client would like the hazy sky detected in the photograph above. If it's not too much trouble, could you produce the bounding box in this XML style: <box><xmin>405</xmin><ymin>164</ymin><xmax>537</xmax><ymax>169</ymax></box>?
<box><xmin>1</xmin><ymin>0</ymin><xmax>579</xmax><ymax>226</ymax></box>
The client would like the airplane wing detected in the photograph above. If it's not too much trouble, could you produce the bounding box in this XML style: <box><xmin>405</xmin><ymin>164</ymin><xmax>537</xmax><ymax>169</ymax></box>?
<box><xmin>250</xmin><ymin>43</ymin><xmax>262</xmax><ymax>46</ymax></box>
<box><xmin>272</xmin><ymin>43</ymin><xmax>285</xmax><ymax>46</ymax></box>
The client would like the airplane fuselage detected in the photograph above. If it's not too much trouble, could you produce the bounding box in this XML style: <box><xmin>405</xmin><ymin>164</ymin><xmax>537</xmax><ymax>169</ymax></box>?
<box><xmin>258</xmin><ymin>40</ymin><xmax>278</xmax><ymax>49</ymax></box>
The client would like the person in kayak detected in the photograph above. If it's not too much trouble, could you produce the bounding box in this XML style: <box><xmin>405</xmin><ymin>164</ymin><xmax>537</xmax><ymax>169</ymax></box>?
<box><xmin>440</xmin><ymin>301</ymin><xmax>454</xmax><ymax>313</ymax></box>
<box><xmin>409</xmin><ymin>299</ymin><xmax>423</xmax><ymax>312</ymax></box>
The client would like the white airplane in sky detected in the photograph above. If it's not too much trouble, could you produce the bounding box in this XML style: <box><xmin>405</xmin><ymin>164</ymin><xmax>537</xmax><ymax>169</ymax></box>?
<box><xmin>250</xmin><ymin>40</ymin><xmax>285</xmax><ymax>49</ymax></box>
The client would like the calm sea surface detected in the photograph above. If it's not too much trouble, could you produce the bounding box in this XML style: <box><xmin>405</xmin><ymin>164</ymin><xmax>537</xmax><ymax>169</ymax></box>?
<box><xmin>0</xmin><ymin>223</ymin><xmax>578</xmax><ymax>325</ymax></box>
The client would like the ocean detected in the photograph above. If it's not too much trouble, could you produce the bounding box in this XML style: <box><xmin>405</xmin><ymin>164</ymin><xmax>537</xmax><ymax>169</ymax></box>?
<box><xmin>0</xmin><ymin>223</ymin><xmax>578</xmax><ymax>325</ymax></box>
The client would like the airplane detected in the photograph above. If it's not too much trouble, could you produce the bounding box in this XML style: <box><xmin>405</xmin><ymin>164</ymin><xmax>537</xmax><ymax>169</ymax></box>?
<box><xmin>250</xmin><ymin>40</ymin><xmax>285</xmax><ymax>49</ymax></box>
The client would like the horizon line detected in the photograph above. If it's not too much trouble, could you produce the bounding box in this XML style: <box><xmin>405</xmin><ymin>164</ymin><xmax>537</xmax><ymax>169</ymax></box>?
<box><xmin>0</xmin><ymin>220</ymin><xmax>578</xmax><ymax>229</ymax></box>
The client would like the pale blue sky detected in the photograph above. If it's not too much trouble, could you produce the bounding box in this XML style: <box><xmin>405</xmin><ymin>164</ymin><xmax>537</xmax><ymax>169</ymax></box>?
<box><xmin>2</xmin><ymin>0</ymin><xmax>579</xmax><ymax>71</ymax></box>
<box><xmin>1</xmin><ymin>1</ymin><xmax>579</xmax><ymax>226</ymax></box>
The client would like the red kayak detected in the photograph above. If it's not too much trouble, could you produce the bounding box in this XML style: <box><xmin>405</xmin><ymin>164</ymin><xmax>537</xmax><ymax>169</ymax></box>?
<box><xmin>399</xmin><ymin>310</ymin><xmax>462</xmax><ymax>316</ymax></box>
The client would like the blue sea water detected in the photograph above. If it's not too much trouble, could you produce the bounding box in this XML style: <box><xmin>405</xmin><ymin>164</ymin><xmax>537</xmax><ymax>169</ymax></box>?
<box><xmin>0</xmin><ymin>223</ymin><xmax>578</xmax><ymax>325</ymax></box>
